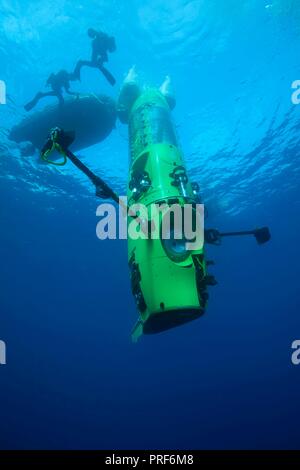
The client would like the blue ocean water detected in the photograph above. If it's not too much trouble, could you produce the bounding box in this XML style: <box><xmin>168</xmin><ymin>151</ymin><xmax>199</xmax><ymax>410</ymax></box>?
<box><xmin>0</xmin><ymin>0</ymin><xmax>300</xmax><ymax>450</ymax></box>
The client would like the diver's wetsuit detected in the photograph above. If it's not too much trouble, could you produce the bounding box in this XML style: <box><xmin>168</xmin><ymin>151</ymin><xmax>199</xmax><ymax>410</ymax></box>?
<box><xmin>24</xmin><ymin>70</ymin><xmax>78</xmax><ymax>112</ymax></box>
<box><xmin>74</xmin><ymin>31</ymin><xmax>116</xmax><ymax>86</ymax></box>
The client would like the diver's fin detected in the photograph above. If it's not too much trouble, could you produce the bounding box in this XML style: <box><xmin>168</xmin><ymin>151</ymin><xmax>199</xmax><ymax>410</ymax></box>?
<box><xmin>24</xmin><ymin>92</ymin><xmax>43</xmax><ymax>112</ymax></box>
<box><xmin>24</xmin><ymin>99</ymin><xmax>37</xmax><ymax>112</ymax></box>
<box><xmin>99</xmin><ymin>65</ymin><xmax>116</xmax><ymax>86</ymax></box>
<box><xmin>131</xmin><ymin>320</ymin><xmax>144</xmax><ymax>343</ymax></box>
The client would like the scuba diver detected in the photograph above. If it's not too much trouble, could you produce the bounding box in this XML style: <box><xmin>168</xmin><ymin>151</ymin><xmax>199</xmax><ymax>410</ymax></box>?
<box><xmin>74</xmin><ymin>28</ymin><xmax>116</xmax><ymax>86</ymax></box>
<box><xmin>24</xmin><ymin>70</ymin><xmax>78</xmax><ymax>112</ymax></box>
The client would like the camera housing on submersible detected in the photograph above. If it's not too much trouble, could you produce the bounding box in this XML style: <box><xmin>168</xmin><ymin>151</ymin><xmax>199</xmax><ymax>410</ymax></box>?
<box><xmin>121</xmin><ymin>88</ymin><xmax>211</xmax><ymax>341</ymax></box>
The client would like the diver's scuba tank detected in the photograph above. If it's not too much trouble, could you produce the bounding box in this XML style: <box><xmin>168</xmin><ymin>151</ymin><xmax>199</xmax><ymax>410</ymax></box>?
<box><xmin>119</xmin><ymin>87</ymin><xmax>210</xmax><ymax>341</ymax></box>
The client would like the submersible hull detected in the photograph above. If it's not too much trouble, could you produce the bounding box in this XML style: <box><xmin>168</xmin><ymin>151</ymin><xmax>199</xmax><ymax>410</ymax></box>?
<box><xmin>119</xmin><ymin>88</ymin><xmax>208</xmax><ymax>341</ymax></box>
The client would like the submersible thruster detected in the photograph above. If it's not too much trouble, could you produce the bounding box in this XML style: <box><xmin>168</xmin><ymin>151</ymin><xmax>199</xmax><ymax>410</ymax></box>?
<box><xmin>118</xmin><ymin>83</ymin><xmax>210</xmax><ymax>341</ymax></box>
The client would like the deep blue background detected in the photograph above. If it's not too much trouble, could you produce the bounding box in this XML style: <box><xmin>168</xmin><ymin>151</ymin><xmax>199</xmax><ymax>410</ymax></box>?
<box><xmin>0</xmin><ymin>0</ymin><xmax>300</xmax><ymax>449</ymax></box>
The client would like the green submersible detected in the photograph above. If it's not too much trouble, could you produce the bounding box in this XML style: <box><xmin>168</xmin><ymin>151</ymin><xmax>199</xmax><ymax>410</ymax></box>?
<box><xmin>118</xmin><ymin>72</ymin><xmax>210</xmax><ymax>341</ymax></box>
<box><xmin>38</xmin><ymin>70</ymin><xmax>271</xmax><ymax>343</ymax></box>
